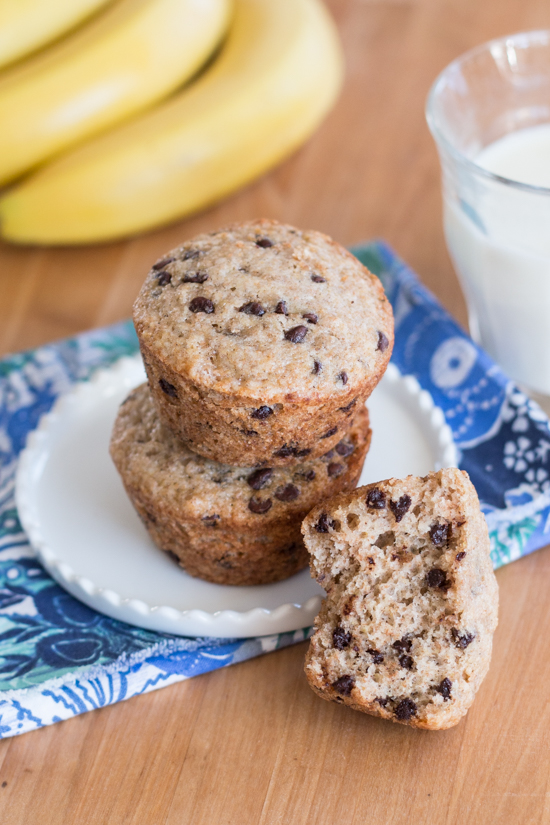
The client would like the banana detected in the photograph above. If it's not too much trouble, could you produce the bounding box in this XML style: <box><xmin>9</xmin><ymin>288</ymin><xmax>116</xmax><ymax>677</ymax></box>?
<box><xmin>0</xmin><ymin>0</ymin><xmax>114</xmax><ymax>70</ymax></box>
<box><xmin>0</xmin><ymin>0</ymin><xmax>232</xmax><ymax>184</ymax></box>
<box><xmin>0</xmin><ymin>0</ymin><xmax>343</xmax><ymax>245</ymax></box>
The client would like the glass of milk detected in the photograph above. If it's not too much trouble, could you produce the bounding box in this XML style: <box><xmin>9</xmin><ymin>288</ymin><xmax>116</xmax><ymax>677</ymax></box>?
<box><xmin>426</xmin><ymin>30</ymin><xmax>550</xmax><ymax>408</ymax></box>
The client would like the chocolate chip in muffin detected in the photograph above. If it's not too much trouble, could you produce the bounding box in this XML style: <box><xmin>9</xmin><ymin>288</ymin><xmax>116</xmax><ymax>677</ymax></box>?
<box><xmin>247</xmin><ymin>468</ymin><xmax>273</xmax><ymax>490</ymax></box>
<box><xmin>338</xmin><ymin>371</ymin><xmax>348</xmax><ymax>385</ymax></box>
<box><xmin>152</xmin><ymin>256</ymin><xmax>175</xmax><ymax>270</ymax></box>
<box><xmin>399</xmin><ymin>655</ymin><xmax>414</xmax><ymax>670</ymax></box>
<box><xmin>295</xmin><ymin>448</ymin><xmax>311</xmax><ymax>458</ymax></box>
<box><xmin>312</xmin><ymin>360</ymin><xmax>322</xmax><ymax>374</ymax></box>
<box><xmin>437</xmin><ymin>678</ymin><xmax>452</xmax><ymax>700</ymax></box>
<box><xmin>311</xmin><ymin>273</ymin><xmax>326</xmax><ymax>283</ymax></box>
<box><xmin>248</xmin><ymin>496</ymin><xmax>273</xmax><ymax>514</ymax></box>
<box><xmin>273</xmin><ymin>444</ymin><xmax>294</xmax><ymax>458</ymax></box>
<box><xmin>189</xmin><ymin>297</ymin><xmax>214</xmax><ymax>314</ymax></box>
<box><xmin>375</xmin><ymin>697</ymin><xmax>390</xmax><ymax>707</ymax></box>
<box><xmin>394</xmin><ymin>699</ymin><xmax>416</xmax><ymax>720</ymax></box>
<box><xmin>239</xmin><ymin>301</ymin><xmax>265</xmax><ymax>316</ymax></box>
<box><xmin>368</xmin><ymin>648</ymin><xmax>384</xmax><ymax>664</ymax></box>
<box><xmin>298</xmin><ymin>469</ymin><xmax>316</xmax><ymax>482</ymax></box>
<box><xmin>328</xmin><ymin>462</ymin><xmax>344</xmax><ymax>477</ymax></box>
<box><xmin>202</xmin><ymin>514</ymin><xmax>220</xmax><ymax>528</ymax></box>
<box><xmin>335</xmin><ymin>440</ymin><xmax>355</xmax><ymax>457</ymax></box>
<box><xmin>255</xmin><ymin>237</ymin><xmax>273</xmax><ymax>248</ymax></box>
<box><xmin>451</xmin><ymin>629</ymin><xmax>475</xmax><ymax>649</ymax></box>
<box><xmin>393</xmin><ymin>637</ymin><xmax>412</xmax><ymax>653</ymax></box>
<box><xmin>390</xmin><ymin>495</ymin><xmax>412</xmax><ymax>522</ymax></box>
<box><xmin>159</xmin><ymin>378</ymin><xmax>178</xmax><ymax>398</ymax></box>
<box><xmin>251</xmin><ymin>405</ymin><xmax>273</xmax><ymax>420</ymax></box>
<box><xmin>156</xmin><ymin>270</ymin><xmax>172</xmax><ymax>286</ymax></box>
<box><xmin>339</xmin><ymin>398</ymin><xmax>357</xmax><ymax>413</ymax></box>
<box><xmin>275</xmin><ymin>300</ymin><xmax>288</xmax><ymax>315</ymax></box>
<box><xmin>314</xmin><ymin>513</ymin><xmax>335</xmax><ymax>533</ymax></box>
<box><xmin>284</xmin><ymin>325</ymin><xmax>308</xmax><ymax>343</ymax></box>
<box><xmin>367</xmin><ymin>488</ymin><xmax>386</xmax><ymax>509</ymax></box>
<box><xmin>321</xmin><ymin>426</ymin><xmax>338</xmax><ymax>439</ymax></box>
<box><xmin>333</xmin><ymin>627</ymin><xmax>352</xmax><ymax>650</ymax></box>
<box><xmin>456</xmin><ymin>551</ymin><xmax>467</xmax><ymax>562</ymax></box>
<box><xmin>426</xmin><ymin>568</ymin><xmax>449</xmax><ymax>589</ymax></box>
<box><xmin>322</xmin><ymin>449</ymin><xmax>335</xmax><ymax>459</ymax></box>
<box><xmin>332</xmin><ymin>675</ymin><xmax>355</xmax><ymax>696</ymax></box>
<box><xmin>275</xmin><ymin>483</ymin><xmax>300</xmax><ymax>502</ymax></box>
<box><xmin>430</xmin><ymin>522</ymin><xmax>451</xmax><ymax>546</ymax></box>
<box><xmin>377</xmin><ymin>331</ymin><xmax>389</xmax><ymax>352</ymax></box>
<box><xmin>303</xmin><ymin>313</ymin><xmax>318</xmax><ymax>324</ymax></box>
<box><xmin>183</xmin><ymin>271</ymin><xmax>208</xmax><ymax>283</ymax></box>
<box><xmin>182</xmin><ymin>249</ymin><xmax>201</xmax><ymax>260</ymax></box>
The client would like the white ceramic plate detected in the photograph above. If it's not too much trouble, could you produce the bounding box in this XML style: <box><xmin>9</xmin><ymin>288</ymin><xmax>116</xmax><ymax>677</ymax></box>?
<box><xmin>16</xmin><ymin>356</ymin><xmax>457</xmax><ymax>638</ymax></box>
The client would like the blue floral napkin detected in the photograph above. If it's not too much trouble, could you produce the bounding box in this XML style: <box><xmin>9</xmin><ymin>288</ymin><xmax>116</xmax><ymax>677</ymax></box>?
<box><xmin>0</xmin><ymin>240</ymin><xmax>548</xmax><ymax>738</ymax></box>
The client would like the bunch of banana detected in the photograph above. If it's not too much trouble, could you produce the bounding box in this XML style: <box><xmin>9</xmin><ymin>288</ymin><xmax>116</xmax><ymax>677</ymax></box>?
<box><xmin>0</xmin><ymin>0</ymin><xmax>343</xmax><ymax>244</ymax></box>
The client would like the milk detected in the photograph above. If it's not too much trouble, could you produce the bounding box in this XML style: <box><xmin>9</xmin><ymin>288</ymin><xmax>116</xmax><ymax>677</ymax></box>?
<box><xmin>443</xmin><ymin>123</ymin><xmax>550</xmax><ymax>397</ymax></box>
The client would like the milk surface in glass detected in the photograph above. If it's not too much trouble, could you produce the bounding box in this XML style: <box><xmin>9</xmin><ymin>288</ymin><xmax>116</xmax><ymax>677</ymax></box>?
<box><xmin>444</xmin><ymin>123</ymin><xmax>550</xmax><ymax>397</ymax></box>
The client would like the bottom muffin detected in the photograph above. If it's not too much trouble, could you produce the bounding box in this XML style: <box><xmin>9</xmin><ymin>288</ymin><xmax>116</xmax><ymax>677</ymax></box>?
<box><xmin>110</xmin><ymin>383</ymin><xmax>372</xmax><ymax>585</ymax></box>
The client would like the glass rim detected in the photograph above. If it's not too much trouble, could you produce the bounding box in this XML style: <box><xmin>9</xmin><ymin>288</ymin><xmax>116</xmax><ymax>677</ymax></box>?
<box><xmin>426</xmin><ymin>29</ymin><xmax>550</xmax><ymax>196</ymax></box>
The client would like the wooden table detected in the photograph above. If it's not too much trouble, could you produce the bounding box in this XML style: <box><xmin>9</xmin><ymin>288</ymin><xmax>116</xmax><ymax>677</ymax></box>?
<box><xmin>1</xmin><ymin>1</ymin><xmax>550</xmax><ymax>822</ymax></box>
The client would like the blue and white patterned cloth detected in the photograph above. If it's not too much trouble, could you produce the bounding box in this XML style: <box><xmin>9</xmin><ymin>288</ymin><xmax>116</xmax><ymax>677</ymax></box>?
<box><xmin>0</xmin><ymin>240</ymin><xmax>548</xmax><ymax>738</ymax></box>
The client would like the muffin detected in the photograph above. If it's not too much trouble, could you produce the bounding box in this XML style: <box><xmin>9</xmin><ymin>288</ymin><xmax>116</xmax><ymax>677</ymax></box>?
<box><xmin>133</xmin><ymin>219</ymin><xmax>393</xmax><ymax>467</ymax></box>
<box><xmin>302</xmin><ymin>469</ymin><xmax>498</xmax><ymax>729</ymax></box>
<box><xmin>110</xmin><ymin>383</ymin><xmax>372</xmax><ymax>586</ymax></box>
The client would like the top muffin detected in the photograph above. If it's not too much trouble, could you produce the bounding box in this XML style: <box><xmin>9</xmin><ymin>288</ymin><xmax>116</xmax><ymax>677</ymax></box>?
<box><xmin>133</xmin><ymin>219</ymin><xmax>393</xmax><ymax>466</ymax></box>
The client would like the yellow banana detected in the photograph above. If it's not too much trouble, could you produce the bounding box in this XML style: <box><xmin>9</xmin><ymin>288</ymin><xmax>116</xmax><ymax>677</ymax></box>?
<box><xmin>0</xmin><ymin>0</ymin><xmax>232</xmax><ymax>184</ymax></box>
<box><xmin>0</xmin><ymin>0</ymin><xmax>343</xmax><ymax>245</ymax></box>
<box><xmin>0</xmin><ymin>0</ymin><xmax>114</xmax><ymax>70</ymax></box>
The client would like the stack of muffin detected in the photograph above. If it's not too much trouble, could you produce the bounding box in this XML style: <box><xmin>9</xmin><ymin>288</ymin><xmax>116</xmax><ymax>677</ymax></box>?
<box><xmin>110</xmin><ymin>220</ymin><xmax>394</xmax><ymax>586</ymax></box>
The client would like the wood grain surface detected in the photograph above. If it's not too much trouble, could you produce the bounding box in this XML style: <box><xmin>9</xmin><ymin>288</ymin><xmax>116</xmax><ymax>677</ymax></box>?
<box><xmin>1</xmin><ymin>0</ymin><xmax>550</xmax><ymax>822</ymax></box>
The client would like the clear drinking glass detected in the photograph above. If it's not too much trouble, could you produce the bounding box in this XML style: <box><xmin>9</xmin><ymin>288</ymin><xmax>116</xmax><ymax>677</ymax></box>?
<box><xmin>426</xmin><ymin>30</ymin><xmax>550</xmax><ymax>409</ymax></box>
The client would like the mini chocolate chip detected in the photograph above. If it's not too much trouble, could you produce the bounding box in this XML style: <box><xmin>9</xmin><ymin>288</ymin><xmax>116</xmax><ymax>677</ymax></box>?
<box><xmin>312</xmin><ymin>360</ymin><xmax>322</xmax><ymax>374</ymax></box>
<box><xmin>159</xmin><ymin>378</ymin><xmax>178</xmax><ymax>398</ymax></box>
<box><xmin>338</xmin><ymin>371</ymin><xmax>348</xmax><ymax>385</ymax></box>
<box><xmin>275</xmin><ymin>483</ymin><xmax>300</xmax><ymax>502</ymax></box>
<box><xmin>189</xmin><ymin>296</ymin><xmax>214</xmax><ymax>313</ymax></box>
<box><xmin>314</xmin><ymin>513</ymin><xmax>335</xmax><ymax>533</ymax></box>
<box><xmin>367</xmin><ymin>488</ymin><xmax>386</xmax><ymax>509</ymax></box>
<box><xmin>274</xmin><ymin>445</ymin><xmax>294</xmax><ymax>458</ymax></box>
<box><xmin>399</xmin><ymin>655</ymin><xmax>414</xmax><ymax>670</ymax></box>
<box><xmin>183</xmin><ymin>271</ymin><xmax>208</xmax><ymax>283</ymax></box>
<box><xmin>302</xmin><ymin>469</ymin><xmax>316</xmax><ymax>481</ymax></box>
<box><xmin>335</xmin><ymin>441</ymin><xmax>354</xmax><ymax>457</ymax></box>
<box><xmin>152</xmin><ymin>257</ymin><xmax>175</xmax><ymax>270</ymax></box>
<box><xmin>390</xmin><ymin>494</ymin><xmax>412</xmax><ymax>522</ymax></box>
<box><xmin>275</xmin><ymin>300</ymin><xmax>288</xmax><ymax>315</ymax></box>
<box><xmin>239</xmin><ymin>301</ymin><xmax>265</xmax><ymax>316</ymax></box>
<box><xmin>333</xmin><ymin>627</ymin><xmax>352</xmax><ymax>650</ymax></box>
<box><xmin>339</xmin><ymin>398</ymin><xmax>357</xmax><ymax>413</ymax></box>
<box><xmin>311</xmin><ymin>273</ymin><xmax>326</xmax><ymax>283</ymax></box>
<box><xmin>430</xmin><ymin>522</ymin><xmax>451</xmax><ymax>546</ymax></box>
<box><xmin>295</xmin><ymin>448</ymin><xmax>311</xmax><ymax>457</ymax></box>
<box><xmin>332</xmin><ymin>675</ymin><xmax>355</xmax><ymax>696</ymax></box>
<box><xmin>251</xmin><ymin>405</ymin><xmax>273</xmax><ymax>420</ymax></box>
<box><xmin>247</xmin><ymin>468</ymin><xmax>273</xmax><ymax>490</ymax></box>
<box><xmin>302</xmin><ymin>313</ymin><xmax>318</xmax><ymax>324</ymax></box>
<box><xmin>321</xmin><ymin>426</ymin><xmax>338</xmax><ymax>439</ymax></box>
<box><xmin>322</xmin><ymin>449</ymin><xmax>335</xmax><ymax>459</ymax></box>
<box><xmin>456</xmin><ymin>551</ymin><xmax>466</xmax><ymax>562</ymax></box>
<box><xmin>284</xmin><ymin>325</ymin><xmax>308</xmax><ymax>343</ymax></box>
<box><xmin>394</xmin><ymin>699</ymin><xmax>417</xmax><ymax>720</ymax></box>
<box><xmin>202</xmin><ymin>514</ymin><xmax>220</xmax><ymax>528</ymax></box>
<box><xmin>377</xmin><ymin>331</ymin><xmax>389</xmax><ymax>352</ymax></box>
<box><xmin>375</xmin><ymin>697</ymin><xmax>390</xmax><ymax>707</ymax></box>
<box><xmin>182</xmin><ymin>249</ymin><xmax>201</xmax><ymax>260</ymax></box>
<box><xmin>393</xmin><ymin>638</ymin><xmax>412</xmax><ymax>653</ymax></box>
<box><xmin>426</xmin><ymin>568</ymin><xmax>448</xmax><ymax>589</ymax></box>
<box><xmin>367</xmin><ymin>648</ymin><xmax>384</xmax><ymax>664</ymax></box>
<box><xmin>156</xmin><ymin>270</ymin><xmax>172</xmax><ymax>286</ymax></box>
<box><xmin>248</xmin><ymin>496</ymin><xmax>272</xmax><ymax>514</ymax></box>
<box><xmin>328</xmin><ymin>462</ymin><xmax>344</xmax><ymax>477</ymax></box>
<box><xmin>437</xmin><ymin>678</ymin><xmax>452</xmax><ymax>700</ymax></box>
<box><xmin>367</xmin><ymin>556</ymin><xmax>375</xmax><ymax>564</ymax></box>
<box><xmin>256</xmin><ymin>237</ymin><xmax>273</xmax><ymax>248</ymax></box>
<box><xmin>451</xmin><ymin>629</ymin><xmax>475</xmax><ymax>649</ymax></box>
